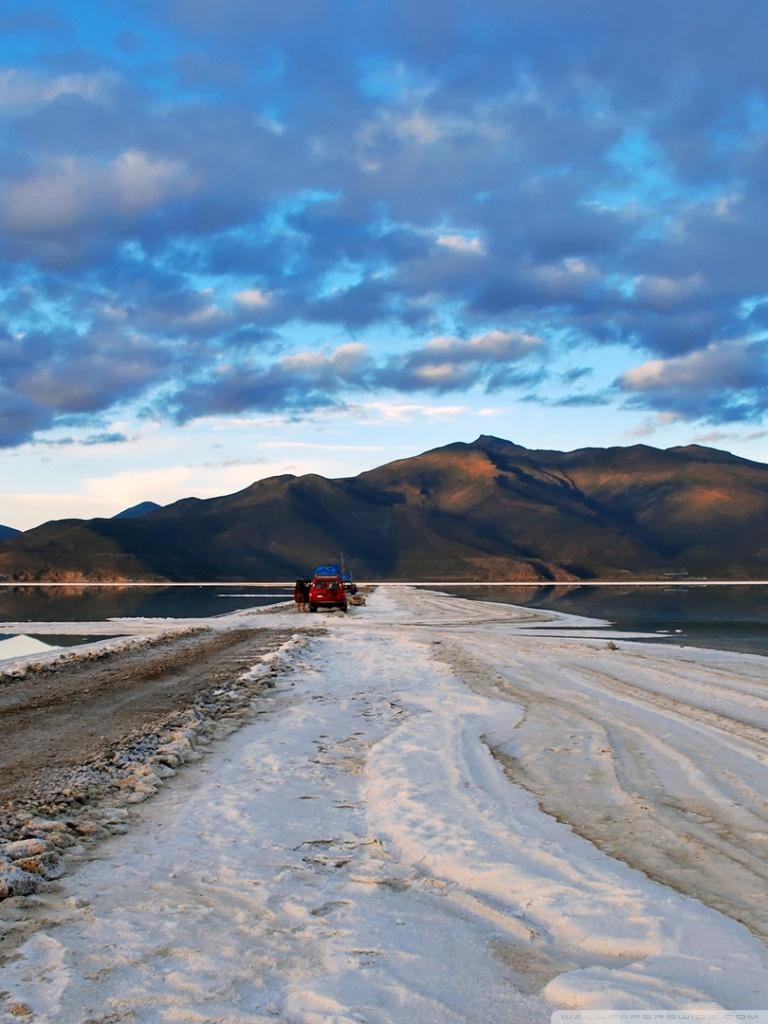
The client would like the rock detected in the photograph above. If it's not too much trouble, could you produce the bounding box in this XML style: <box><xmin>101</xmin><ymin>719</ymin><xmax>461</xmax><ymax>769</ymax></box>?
<box><xmin>12</xmin><ymin>851</ymin><xmax>64</xmax><ymax>880</ymax></box>
<box><xmin>97</xmin><ymin>807</ymin><xmax>129</xmax><ymax>823</ymax></box>
<box><xmin>114</xmin><ymin>776</ymin><xmax>158</xmax><ymax>799</ymax></box>
<box><xmin>125</xmin><ymin>791</ymin><xmax>150</xmax><ymax>804</ymax></box>
<box><xmin>154</xmin><ymin>750</ymin><xmax>181</xmax><ymax>768</ymax></box>
<box><xmin>3</xmin><ymin>838</ymin><xmax>47</xmax><ymax>860</ymax></box>
<box><xmin>22</xmin><ymin>818</ymin><xmax>68</xmax><ymax>833</ymax></box>
<box><xmin>0</xmin><ymin>864</ymin><xmax>42</xmax><ymax>897</ymax></box>
<box><xmin>52</xmin><ymin>831</ymin><xmax>79</xmax><ymax>849</ymax></box>
<box><xmin>21</xmin><ymin>819</ymin><xmax>78</xmax><ymax>849</ymax></box>
<box><xmin>72</xmin><ymin>820</ymin><xmax>104</xmax><ymax>836</ymax></box>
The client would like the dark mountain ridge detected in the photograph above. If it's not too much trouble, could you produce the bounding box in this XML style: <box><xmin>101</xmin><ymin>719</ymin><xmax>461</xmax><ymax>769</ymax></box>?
<box><xmin>0</xmin><ymin>436</ymin><xmax>766</xmax><ymax>582</ymax></box>
<box><xmin>113</xmin><ymin>501</ymin><xmax>163</xmax><ymax>520</ymax></box>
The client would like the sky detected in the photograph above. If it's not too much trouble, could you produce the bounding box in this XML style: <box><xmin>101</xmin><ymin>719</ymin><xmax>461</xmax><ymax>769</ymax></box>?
<box><xmin>1</xmin><ymin>0</ymin><xmax>768</xmax><ymax>530</ymax></box>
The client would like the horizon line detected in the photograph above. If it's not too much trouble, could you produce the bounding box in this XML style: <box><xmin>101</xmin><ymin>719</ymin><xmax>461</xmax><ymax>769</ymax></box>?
<box><xmin>2</xmin><ymin>579</ymin><xmax>768</xmax><ymax>588</ymax></box>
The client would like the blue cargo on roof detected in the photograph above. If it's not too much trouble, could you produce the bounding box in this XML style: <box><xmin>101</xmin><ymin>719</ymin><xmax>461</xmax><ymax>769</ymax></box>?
<box><xmin>313</xmin><ymin>563</ymin><xmax>341</xmax><ymax>577</ymax></box>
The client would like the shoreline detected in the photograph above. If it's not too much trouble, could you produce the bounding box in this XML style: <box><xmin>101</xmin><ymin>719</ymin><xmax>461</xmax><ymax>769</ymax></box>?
<box><xmin>2</xmin><ymin>578</ymin><xmax>768</xmax><ymax>587</ymax></box>
<box><xmin>0</xmin><ymin>620</ymin><xmax>306</xmax><ymax>899</ymax></box>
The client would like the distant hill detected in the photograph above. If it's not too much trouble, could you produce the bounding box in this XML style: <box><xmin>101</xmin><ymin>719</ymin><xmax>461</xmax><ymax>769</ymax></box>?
<box><xmin>113</xmin><ymin>501</ymin><xmax>163</xmax><ymax>520</ymax></box>
<box><xmin>0</xmin><ymin>435</ymin><xmax>767</xmax><ymax>582</ymax></box>
<box><xmin>0</xmin><ymin>525</ymin><xmax>21</xmax><ymax>542</ymax></box>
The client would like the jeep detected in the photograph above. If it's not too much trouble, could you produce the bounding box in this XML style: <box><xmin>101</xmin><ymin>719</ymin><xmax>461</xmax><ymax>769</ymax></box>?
<box><xmin>308</xmin><ymin>574</ymin><xmax>348</xmax><ymax>613</ymax></box>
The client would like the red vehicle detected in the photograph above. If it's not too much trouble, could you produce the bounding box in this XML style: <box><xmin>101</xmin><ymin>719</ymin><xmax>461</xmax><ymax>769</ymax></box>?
<box><xmin>308</xmin><ymin>573</ymin><xmax>348</xmax><ymax>613</ymax></box>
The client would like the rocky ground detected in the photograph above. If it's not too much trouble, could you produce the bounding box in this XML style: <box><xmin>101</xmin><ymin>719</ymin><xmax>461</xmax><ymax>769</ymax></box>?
<box><xmin>0</xmin><ymin>623</ymin><xmax>305</xmax><ymax>900</ymax></box>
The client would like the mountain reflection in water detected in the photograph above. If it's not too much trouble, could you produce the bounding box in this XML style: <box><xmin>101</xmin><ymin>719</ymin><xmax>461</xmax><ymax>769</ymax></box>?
<box><xmin>1</xmin><ymin>582</ymin><xmax>766</xmax><ymax>658</ymax></box>
<box><xmin>0</xmin><ymin>585</ymin><xmax>293</xmax><ymax>622</ymax></box>
<box><xmin>429</xmin><ymin>583</ymin><xmax>768</xmax><ymax>658</ymax></box>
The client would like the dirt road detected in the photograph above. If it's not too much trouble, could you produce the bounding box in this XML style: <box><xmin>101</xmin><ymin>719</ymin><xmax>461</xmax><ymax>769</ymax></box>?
<box><xmin>0</xmin><ymin>626</ymin><xmax>298</xmax><ymax>809</ymax></box>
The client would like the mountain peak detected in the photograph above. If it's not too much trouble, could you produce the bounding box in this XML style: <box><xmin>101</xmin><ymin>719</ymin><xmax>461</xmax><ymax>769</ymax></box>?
<box><xmin>470</xmin><ymin>435</ymin><xmax>528</xmax><ymax>453</ymax></box>
<box><xmin>667</xmin><ymin>443</ymin><xmax>752</xmax><ymax>465</ymax></box>
<box><xmin>113</xmin><ymin>501</ymin><xmax>163</xmax><ymax>520</ymax></box>
<box><xmin>1</xmin><ymin>437</ymin><xmax>767</xmax><ymax>582</ymax></box>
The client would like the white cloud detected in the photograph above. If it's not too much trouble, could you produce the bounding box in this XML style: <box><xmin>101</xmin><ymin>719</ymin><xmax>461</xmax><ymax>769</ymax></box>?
<box><xmin>620</xmin><ymin>339</ymin><xmax>758</xmax><ymax>392</ymax></box>
<box><xmin>330</xmin><ymin>342</ymin><xmax>368</xmax><ymax>373</ymax></box>
<box><xmin>693</xmin><ymin>430</ymin><xmax>733</xmax><ymax>443</ymax></box>
<box><xmin>414</xmin><ymin>362</ymin><xmax>462</xmax><ymax>383</ymax></box>
<box><xmin>183</xmin><ymin>304</ymin><xmax>225</xmax><ymax>326</ymax></box>
<box><xmin>0</xmin><ymin>69</ymin><xmax>116</xmax><ymax>113</ymax></box>
<box><xmin>620</xmin><ymin>358</ymin><xmax>668</xmax><ymax>389</ymax></box>
<box><xmin>624</xmin><ymin>412</ymin><xmax>682</xmax><ymax>437</ymax></box>
<box><xmin>436</xmin><ymin>233</ymin><xmax>486</xmax><ymax>256</ymax></box>
<box><xmin>234</xmin><ymin>288</ymin><xmax>274</xmax><ymax>309</ymax></box>
<box><xmin>278</xmin><ymin>342</ymin><xmax>369</xmax><ymax>379</ymax></box>
<box><xmin>4</xmin><ymin>157</ymin><xmax>99</xmax><ymax>233</ymax></box>
<box><xmin>112</xmin><ymin>150</ymin><xmax>194</xmax><ymax>211</ymax></box>
<box><xmin>82</xmin><ymin>465</ymin><xmax>195</xmax><ymax>506</ymax></box>
<box><xmin>632</xmin><ymin>273</ymin><xmax>703</xmax><ymax>307</ymax></box>
<box><xmin>423</xmin><ymin>330</ymin><xmax>543</xmax><ymax>360</ymax></box>
<box><xmin>391</xmin><ymin>110</ymin><xmax>443</xmax><ymax>144</ymax></box>
<box><xmin>469</xmin><ymin>329</ymin><xmax>543</xmax><ymax>357</ymax></box>
<box><xmin>3</xmin><ymin>151</ymin><xmax>196</xmax><ymax>234</ymax></box>
<box><xmin>350</xmin><ymin>401</ymin><xmax>469</xmax><ymax>423</ymax></box>
<box><xmin>527</xmin><ymin>257</ymin><xmax>601</xmax><ymax>292</ymax></box>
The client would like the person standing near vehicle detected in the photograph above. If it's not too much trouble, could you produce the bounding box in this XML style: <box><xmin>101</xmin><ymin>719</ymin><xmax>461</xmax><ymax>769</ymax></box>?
<box><xmin>294</xmin><ymin>578</ymin><xmax>310</xmax><ymax>611</ymax></box>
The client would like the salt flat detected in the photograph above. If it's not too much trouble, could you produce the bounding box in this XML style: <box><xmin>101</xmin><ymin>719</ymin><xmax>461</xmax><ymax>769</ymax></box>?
<box><xmin>0</xmin><ymin>636</ymin><xmax>59</xmax><ymax>662</ymax></box>
<box><xmin>1</xmin><ymin>586</ymin><xmax>767</xmax><ymax>1022</ymax></box>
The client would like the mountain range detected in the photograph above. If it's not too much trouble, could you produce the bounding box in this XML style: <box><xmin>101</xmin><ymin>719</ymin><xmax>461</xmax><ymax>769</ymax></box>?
<box><xmin>0</xmin><ymin>435</ymin><xmax>766</xmax><ymax>582</ymax></box>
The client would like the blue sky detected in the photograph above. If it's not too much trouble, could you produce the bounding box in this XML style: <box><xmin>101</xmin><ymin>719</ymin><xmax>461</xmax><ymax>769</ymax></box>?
<box><xmin>2</xmin><ymin>0</ymin><xmax>768</xmax><ymax>528</ymax></box>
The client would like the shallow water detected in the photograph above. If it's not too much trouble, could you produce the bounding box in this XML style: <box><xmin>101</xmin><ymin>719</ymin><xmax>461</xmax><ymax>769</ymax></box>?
<box><xmin>0</xmin><ymin>584</ymin><xmax>293</xmax><ymax>622</ymax></box>
<box><xmin>428</xmin><ymin>583</ymin><xmax>768</xmax><ymax>658</ymax></box>
<box><xmin>1</xmin><ymin>582</ymin><xmax>767</xmax><ymax>658</ymax></box>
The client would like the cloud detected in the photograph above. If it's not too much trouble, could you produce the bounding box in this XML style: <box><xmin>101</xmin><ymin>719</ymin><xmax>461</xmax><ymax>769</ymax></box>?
<box><xmin>435</xmin><ymin>233</ymin><xmax>486</xmax><ymax>256</ymax></box>
<box><xmin>350</xmin><ymin>401</ymin><xmax>470</xmax><ymax>423</ymax></box>
<box><xmin>525</xmin><ymin>258</ymin><xmax>602</xmax><ymax>299</ymax></box>
<box><xmin>80</xmin><ymin>464</ymin><xmax>201</xmax><ymax>510</ymax></box>
<box><xmin>0</xmin><ymin>0</ymin><xmax>767</xmax><ymax>448</ymax></box>
<box><xmin>625</xmin><ymin>412</ymin><xmax>683</xmax><ymax>438</ymax></box>
<box><xmin>36</xmin><ymin>432</ymin><xmax>130</xmax><ymax>448</ymax></box>
<box><xmin>2</xmin><ymin>150</ymin><xmax>197</xmax><ymax>238</ymax></box>
<box><xmin>631</xmin><ymin>274</ymin><xmax>704</xmax><ymax>310</ymax></box>
<box><xmin>553</xmin><ymin>392</ymin><xmax>612</xmax><ymax>408</ymax></box>
<box><xmin>0</xmin><ymin>324</ymin><xmax>176</xmax><ymax>445</ymax></box>
<box><xmin>0</xmin><ymin>69</ymin><xmax>117</xmax><ymax>113</ymax></box>
<box><xmin>390</xmin><ymin>110</ymin><xmax>443</xmax><ymax>144</ymax></box>
<box><xmin>112</xmin><ymin>150</ymin><xmax>195</xmax><ymax>212</ymax></box>
<box><xmin>233</xmin><ymin>288</ymin><xmax>274</xmax><ymax>309</ymax></box>
<box><xmin>0</xmin><ymin>387</ymin><xmax>51</xmax><ymax>447</ymax></box>
<box><xmin>165</xmin><ymin>341</ymin><xmax>372</xmax><ymax>422</ymax></box>
<box><xmin>163</xmin><ymin>328</ymin><xmax>545</xmax><ymax>423</ymax></box>
<box><xmin>617</xmin><ymin>338</ymin><xmax>768</xmax><ymax>422</ymax></box>
<box><xmin>376</xmin><ymin>330</ymin><xmax>546</xmax><ymax>393</ymax></box>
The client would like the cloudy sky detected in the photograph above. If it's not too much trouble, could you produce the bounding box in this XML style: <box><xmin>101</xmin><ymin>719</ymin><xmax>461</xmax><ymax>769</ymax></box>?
<box><xmin>2</xmin><ymin>0</ymin><xmax>768</xmax><ymax>528</ymax></box>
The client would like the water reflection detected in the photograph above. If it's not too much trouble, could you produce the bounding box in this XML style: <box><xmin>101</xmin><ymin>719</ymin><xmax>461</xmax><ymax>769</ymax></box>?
<box><xmin>2</xmin><ymin>582</ymin><xmax>766</xmax><ymax>657</ymax></box>
<box><xmin>428</xmin><ymin>584</ymin><xmax>768</xmax><ymax>657</ymax></box>
<box><xmin>0</xmin><ymin>585</ymin><xmax>293</xmax><ymax>622</ymax></box>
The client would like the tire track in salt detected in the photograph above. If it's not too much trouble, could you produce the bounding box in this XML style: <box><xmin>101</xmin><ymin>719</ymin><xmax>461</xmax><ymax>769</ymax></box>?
<box><xmin>431</xmin><ymin>628</ymin><xmax>768</xmax><ymax>940</ymax></box>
